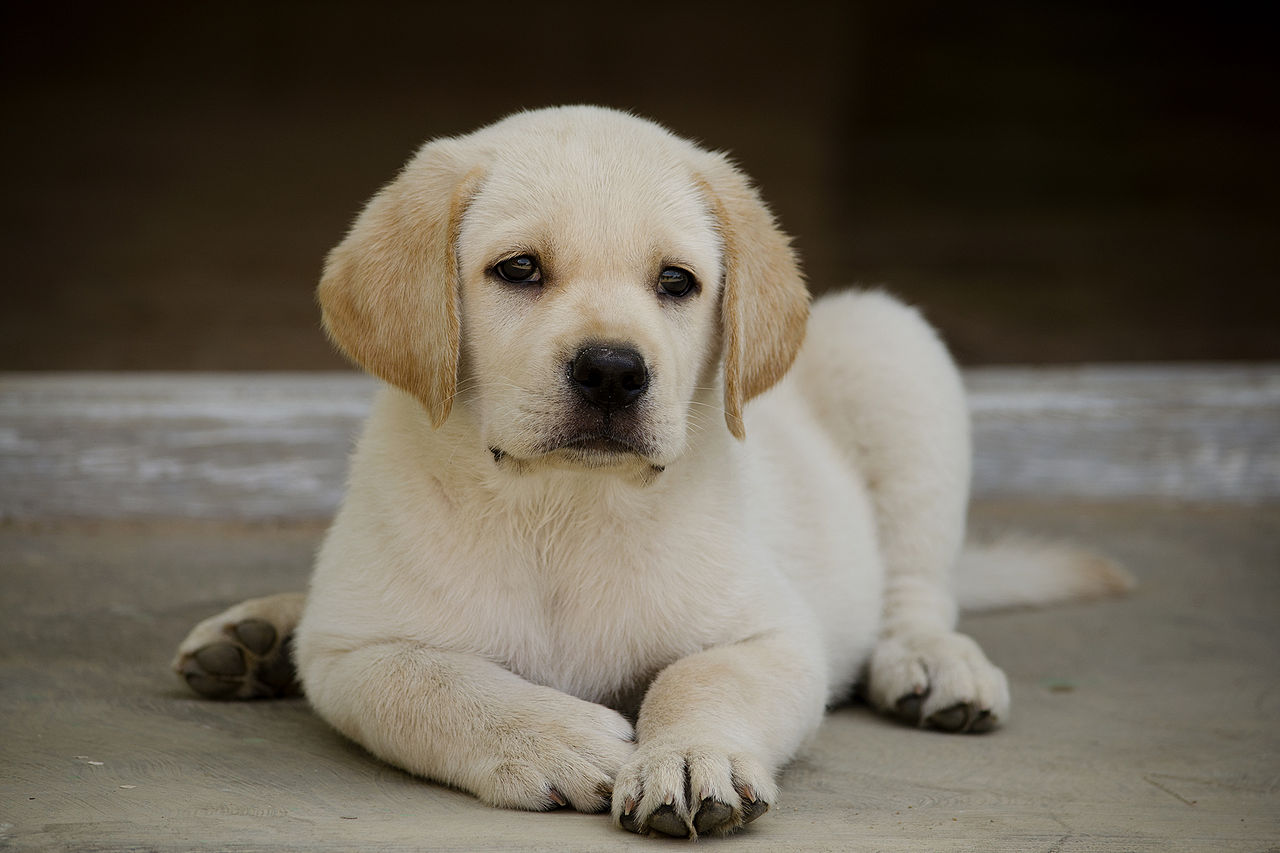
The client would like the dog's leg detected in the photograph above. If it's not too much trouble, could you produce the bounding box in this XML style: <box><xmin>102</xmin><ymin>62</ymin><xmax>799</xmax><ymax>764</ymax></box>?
<box><xmin>172</xmin><ymin>592</ymin><xmax>305</xmax><ymax>700</ymax></box>
<box><xmin>297</xmin><ymin>642</ymin><xmax>636</xmax><ymax>813</ymax></box>
<box><xmin>802</xmin><ymin>290</ymin><xmax>1010</xmax><ymax>733</ymax></box>
<box><xmin>611</xmin><ymin>629</ymin><xmax>825</xmax><ymax>837</ymax></box>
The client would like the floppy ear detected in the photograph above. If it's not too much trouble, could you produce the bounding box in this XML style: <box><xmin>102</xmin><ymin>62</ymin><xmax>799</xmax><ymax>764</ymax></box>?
<box><xmin>317</xmin><ymin>139</ymin><xmax>483</xmax><ymax>427</ymax></box>
<box><xmin>698</xmin><ymin>153</ymin><xmax>810</xmax><ymax>440</ymax></box>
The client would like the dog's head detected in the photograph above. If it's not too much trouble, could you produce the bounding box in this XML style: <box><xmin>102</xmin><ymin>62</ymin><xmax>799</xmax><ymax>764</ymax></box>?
<box><xmin>318</xmin><ymin>107</ymin><xmax>808</xmax><ymax>476</ymax></box>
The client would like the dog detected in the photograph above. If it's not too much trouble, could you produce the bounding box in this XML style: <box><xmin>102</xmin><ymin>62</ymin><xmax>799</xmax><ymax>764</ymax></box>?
<box><xmin>174</xmin><ymin>106</ymin><xmax>1131</xmax><ymax>838</ymax></box>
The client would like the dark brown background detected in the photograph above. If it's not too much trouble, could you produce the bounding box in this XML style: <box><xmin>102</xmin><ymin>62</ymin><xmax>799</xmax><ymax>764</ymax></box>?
<box><xmin>3</xmin><ymin>1</ymin><xmax>1276</xmax><ymax>370</ymax></box>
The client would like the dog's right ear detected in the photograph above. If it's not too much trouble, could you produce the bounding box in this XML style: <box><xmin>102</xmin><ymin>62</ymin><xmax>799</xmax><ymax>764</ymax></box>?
<box><xmin>317</xmin><ymin>139</ymin><xmax>483</xmax><ymax>427</ymax></box>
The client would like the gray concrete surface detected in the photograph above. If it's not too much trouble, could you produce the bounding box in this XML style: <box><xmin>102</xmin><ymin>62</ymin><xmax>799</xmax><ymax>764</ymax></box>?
<box><xmin>2</xmin><ymin>501</ymin><xmax>1278</xmax><ymax>851</ymax></box>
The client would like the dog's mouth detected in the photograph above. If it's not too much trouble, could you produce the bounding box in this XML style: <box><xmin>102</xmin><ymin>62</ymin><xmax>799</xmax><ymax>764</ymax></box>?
<box><xmin>556</xmin><ymin>434</ymin><xmax>645</xmax><ymax>457</ymax></box>
<box><xmin>489</xmin><ymin>432</ymin><xmax>665</xmax><ymax>474</ymax></box>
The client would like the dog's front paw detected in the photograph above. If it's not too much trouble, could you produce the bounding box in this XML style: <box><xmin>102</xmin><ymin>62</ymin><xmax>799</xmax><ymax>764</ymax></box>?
<box><xmin>477</xmin><ymin>697</ymin><xmax>636</xmax><ymax>814</ymax></box>
<box><xmin>612</xmin><ymin>743</ymin><xmax>775</xmax><ymax>838</ymax></box>
<box><xmin>867</xmin><ymin>631</ymin><xmax>1009</xmax><ymax>733</ymax></box>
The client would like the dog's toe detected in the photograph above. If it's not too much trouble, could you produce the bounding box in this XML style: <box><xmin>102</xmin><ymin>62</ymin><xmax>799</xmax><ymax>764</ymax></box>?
<box><xmin>193</xmin><ymin>642</ymin><xmax>246</xmax><ymax>676</ymax></box>
<box><xmin>926</xmin><ymin>702</ymin><xmax>1000</xmax><ymax>734</ymax></box>
<box><xmin>740</xmin><ymin>789</ymin><xmax>770</xmax><ymax>824</ymax></box>
<box><xmin>693</xmin><ymin>798</ymin><xmax>733</xmax><ymax>834</ymax></box>
<box><xmin>968</xmin><ymin>708</ymin><xmax>997</xmax><ymax>733</ymax></box>
<box><xmin>180</xmin><ymin>654</ymin><xmax>243</xmax><ymax>699</ymax></box>
<box><xmin>926</xmin><ymin>702</ymin><xmax>972</xmax><ymax>732</ymax></box>
<box><xmin>256</xmin><ymin>636</ymin><xmax>298</xmax><ymax>690</ymax></box>
<box><xmin>619</xmin><ymin>798</ymin><xmax>643</xmax><ymax>834</ymax></box>
<box><xmin>647</xmin><ymin>803</ymin><xmax>690</xmax><ymax>838</ymax></box>
<box><xmin>232</xmin><ymin>618</ymin><xmax>277</xmax><ymax>655</ymax></box>
<box><xmin>894</xmin><ymin>691</ymin><xmax>926</xmax><ymax>724</ymax></box>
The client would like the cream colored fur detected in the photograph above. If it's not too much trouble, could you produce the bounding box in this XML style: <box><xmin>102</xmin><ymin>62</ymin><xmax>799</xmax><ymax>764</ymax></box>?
<box><xmin>175</xmin><ymin>106</ymin><xmax>1130</xmax><ymax>838</ymax></box>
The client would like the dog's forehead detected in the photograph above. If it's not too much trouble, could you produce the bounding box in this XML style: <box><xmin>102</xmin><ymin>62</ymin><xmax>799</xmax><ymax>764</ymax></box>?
<box><xmin>459</xmin><ymin>124</ymin><xmax>721</xmax><ymax>277</ymax></box>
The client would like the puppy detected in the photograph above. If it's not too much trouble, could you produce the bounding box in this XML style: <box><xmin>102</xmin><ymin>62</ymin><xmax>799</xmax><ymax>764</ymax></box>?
<box><xmin>174</xmin><ymin>106</ymin><xmax>1130</xmax><ymax>838</ymax></box>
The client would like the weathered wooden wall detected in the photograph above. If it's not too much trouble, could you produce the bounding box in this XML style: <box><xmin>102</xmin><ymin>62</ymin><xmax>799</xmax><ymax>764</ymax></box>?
<box><xmin>2</xmin><ymin>366</ymin><xmax>1277</xmax><ymax>520</ymax></box>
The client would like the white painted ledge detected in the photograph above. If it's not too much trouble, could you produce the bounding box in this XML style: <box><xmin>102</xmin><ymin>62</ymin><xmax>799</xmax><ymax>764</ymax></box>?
<box><xmin>2</xmin><ymin>366</ymin><xmax>1277</xmax><ymax>520</ymax></box>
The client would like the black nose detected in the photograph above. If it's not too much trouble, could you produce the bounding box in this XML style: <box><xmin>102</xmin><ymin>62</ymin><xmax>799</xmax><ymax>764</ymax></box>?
<box><xmin>570</xmin><ymin>346</ymin><xmax>649</xmax><ymax>411</ymax></box>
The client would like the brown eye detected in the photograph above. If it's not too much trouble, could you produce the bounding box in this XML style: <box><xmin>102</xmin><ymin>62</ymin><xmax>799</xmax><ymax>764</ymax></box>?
<box><xmin>494</xmin><ymin>255</ymin><xmax>542</xmax><ymax>284</ymax></box>
<box><xmin>658</xmin><ymin>267</ymin><xmax>696</xmax><ymax>298</ymax></box>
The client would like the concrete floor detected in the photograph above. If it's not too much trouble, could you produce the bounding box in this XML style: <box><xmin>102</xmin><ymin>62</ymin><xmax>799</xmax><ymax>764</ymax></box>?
<box><xmin>2</xmin><ymin>500</ymin><xmax>1278</xmax><ymax>851</ymax></box>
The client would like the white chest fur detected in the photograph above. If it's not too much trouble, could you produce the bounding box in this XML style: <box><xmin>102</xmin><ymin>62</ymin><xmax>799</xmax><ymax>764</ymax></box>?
<box><xmin>302</xmin><ymin>387</ymin><xmax>883</xmax><ymax>709</ymax></box>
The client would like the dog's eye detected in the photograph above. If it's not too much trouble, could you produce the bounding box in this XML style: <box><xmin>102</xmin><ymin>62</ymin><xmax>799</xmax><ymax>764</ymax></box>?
<box><xmin>494</xmin><ymin>255</ymin><xmax>542</xmax><ymax>284</ymax></box>
<box><xmin>658</xmin><ymin>267</ymin><xmax>696</xmax><ymax>298</ymax></box>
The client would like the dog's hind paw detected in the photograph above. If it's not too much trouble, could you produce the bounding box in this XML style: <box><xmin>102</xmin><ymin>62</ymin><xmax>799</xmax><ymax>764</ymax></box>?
<box><xmin>868</xmin><ymin>630</ymin><xmax>1009</xmax><ymax>734</ymax></box>
<box><xmin>172</xmin><ymin>593</ymin><xmax>305</xmax><ymax>700</ymax></box>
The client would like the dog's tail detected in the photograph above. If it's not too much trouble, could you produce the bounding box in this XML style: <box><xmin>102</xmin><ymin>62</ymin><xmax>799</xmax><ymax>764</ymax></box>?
<box><xmin>953</xmin><ymin>535</ymin><xmax>1136</xmax><ymax>612</ymax></box>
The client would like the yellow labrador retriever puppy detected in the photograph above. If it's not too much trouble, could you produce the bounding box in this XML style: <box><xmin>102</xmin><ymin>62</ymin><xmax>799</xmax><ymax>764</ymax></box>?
<box><xmin>174</xmin><ymin>106</ymin><xmax>1128</xmax><ymax>838</ymax></box>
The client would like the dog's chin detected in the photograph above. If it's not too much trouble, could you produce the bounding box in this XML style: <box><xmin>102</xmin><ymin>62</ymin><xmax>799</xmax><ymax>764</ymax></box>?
<box><xmin>489</xmin><ymin>434</ymin><xmax>667</xmax><ymax>481</ymax></box>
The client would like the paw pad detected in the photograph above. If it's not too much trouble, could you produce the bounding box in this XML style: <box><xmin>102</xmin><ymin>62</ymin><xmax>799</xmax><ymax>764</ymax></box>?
<box><xmin>647</xmin><ymin>803</ymin><xmax>688</xmax><ymax>837</ymax></box>
<box><xmin>692</xmin><ymin>798</ymin><xmax>732</xmax><ymax>834</ymax></box>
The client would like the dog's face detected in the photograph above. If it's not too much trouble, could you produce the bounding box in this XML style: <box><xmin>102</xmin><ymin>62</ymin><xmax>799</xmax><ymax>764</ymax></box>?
<box><xmin>318</xmin><ymin>107</ymin><xmax>808</xmax><ymax>476</ymax></box>
<box><xmin>456</xmin><ymin>125</ymin><xmax>725</xmax><ymax>473</ymax></box>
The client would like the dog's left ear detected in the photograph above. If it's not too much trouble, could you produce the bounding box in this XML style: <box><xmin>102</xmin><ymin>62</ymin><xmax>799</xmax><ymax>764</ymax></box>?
<box><xmin>697</xmin><ymin>153</ymin><xmax>810</xmax><ymax>439</ymax></box>
<box><xmin>317</xmin><ymin>139</ymin><xmax>484</xmax><ymax>427</ymax></box>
